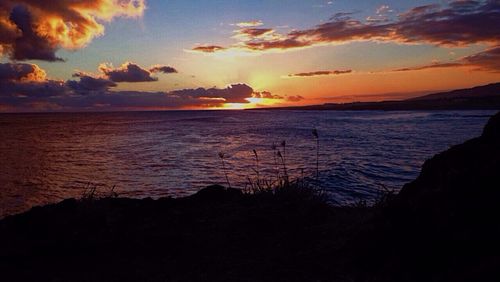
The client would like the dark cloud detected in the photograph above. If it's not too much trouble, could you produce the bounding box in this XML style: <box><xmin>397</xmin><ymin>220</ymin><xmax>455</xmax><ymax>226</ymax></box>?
<box><xmin>8</xmin><ymin>5</ymin><xmax>62</xmax><ymax>61</ymax></box>
<box><xmin>66</xmin><ymin>72</ymin><xmax>117</xmax><ymax>93</ymax></box>
<box><xmin>0</xmin><ymin>0</ymin><xmax>145</xmax><ymax>61</ymax></box>
<box><xmin>149</xmin><ymin>65</ymin><xmax>178</xmax><ymax>74</ymax></box>
<box><xmin>192</xmin><ymin>1</ymin><xmax>500</xmax><ymax>53</ymax></box>
<box><xmin>288</xmin><ymin>70</ymin><xmax>352</xmax><ymax>77</ymax></box>
<box><xmin>74</xmin><ymin>62</ymin><xmax>179</xmax><ymax>84</ymax></box>
<box><xmin>0</xmin><ymin>63</ymin><xmax>66</xmax><ymax>98</ymax></box>
<box><xmin>390</xmin><ymin>1</ymin><xmax>500</xmax><ymax>46</ymax></box>
<box><xmin>171</xmin><ymin>83</ymin><xmax>254</xmax><ymax>103</ymax></box>
<box><xmin>330</xmin><ymin>12</ymin><xmax>359</xmax><ymax>21</ymax></box>
<box><xmin>0</xmin><ymin>62</ymin><xmax>46</xmax><ymax>81</ymax></box>
<box><xmin>0</xmin><ymin>80</ymin><xmax>67</xmax><ymax>98</ymax></box>
<box><xmin>99</xmin><ymin>62</ymin><xmax>158</xmax><ymax>83</ymax></box>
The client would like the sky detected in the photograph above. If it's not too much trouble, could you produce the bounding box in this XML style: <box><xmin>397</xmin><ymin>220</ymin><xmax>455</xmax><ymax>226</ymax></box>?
<box><xmin>0</xmin><ymin>0</ymin><xmax>499</xmax><ymax>111</ymax></box>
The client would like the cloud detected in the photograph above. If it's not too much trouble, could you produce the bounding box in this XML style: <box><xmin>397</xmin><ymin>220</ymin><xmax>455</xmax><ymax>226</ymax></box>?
<box><xmin>394</xmin><ymin>63</ymin><xmax>463</xmax><ymax>72</ymax></box>
<box><xmin>376</xmin><ymin>5</ymin><xmax>393</xmax><ymax>15</ymax></box>
<box><xmin>149</xmin><ymin>65</ymin><xmax>178</xmax><ymax>74</ymax></box>
<box><xmin>191</xmin><ymin>1</ymin><xmax>500</xmax><ymax>54</ymax></box>
<box><xmin>0</xmin><ymin>63</ymin><xmax>69</xmax><ymax>98</ymax></box>
<box><xmin>288</xmin><ymin>69</ymin><xmax>352</xmax><ymax>77</ymax></box>
<box><xmin>75</xmin><ymin>62</ymin><xmax>179</xmax><ymax>84</ymax></box>
<box><xmin>0</xmin><ymin>80</ymin><xmax>68</xmax><ymax>98</ymax></box>
<box><xmin>286</xmin><ymin>95</ymin><xmax>304</xmax><ymax>102</ymax></box>
<box><xmin>0</xmin><ymin>63</ymin><xmax>68</xmax><ymax>98</ymax></box>
<box><xmin>191</xmin><ymin>45</ymin><xmax>226</xmax><ymax>53</ymax></box>
<box><xmin>461</xmin><ymin>46</ymin><xmax>500</xmax><ymax>71</ymax></box>
<box><xmin>66</xmin><ymin>72</ymin><xmax>117</xmax><ymax>93</ymax></box>
<box><xmin>253</xmin><ymin>91</ymin><xmax>283</xmax><ymax>99</ymax></box>
<box><xmin>99</xmin><ymin>62</ymin><xmax>158</xmax><ymax>82</ymax></box>
<box><xmin>234</xmin><ymin>28</ymin><xmax>275</xmax><ymax>39</ymax></box>
<box><xmin>394</xmin><ymin>46</ymin><xmax>500</xmax><ymax>72</ymax></box>
<box><xmin>0</xmin><ymin>62</ymin><xmax>46</xmax><ymax>81</ymax></box>
<box><xmin>0</xmin><ymin>0</ymin><xmax>145</xmax><ymax>61</ymax></box>
<box><xmin>0</xmin><ymin>63</ymin><xmax>286</xmax><ymax>112</ymax></box>
<box><xmin>235</xmin><ymin>20</ymin><xmax>263</xmax><ymax>28</ymax></box>
<box><xmin>170</xmin><ymin>83</ymin><xmax>254</xmax><ymax>103</ymax></box>
<box><xmin>7</xmin><ymin>5</ymin><xmax>63</xmax><ymax>61</ymax></box>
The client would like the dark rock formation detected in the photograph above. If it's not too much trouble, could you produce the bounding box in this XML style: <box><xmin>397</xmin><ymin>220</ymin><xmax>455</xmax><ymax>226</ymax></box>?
<box><xmin>366</xmin><ymin>111</ymin><xmax>500</xmax><ymax>282</ymax></box>
<box><xmin>395</xmin><ymin>110</ymin><xmax>500</xmax><ymax>222</ymax></box>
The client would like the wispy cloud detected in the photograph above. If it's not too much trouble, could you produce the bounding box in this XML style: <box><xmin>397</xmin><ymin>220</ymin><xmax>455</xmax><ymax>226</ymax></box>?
<box><xmin>287</xmin><ymin>69</ymin><xmax>352</xmax><ymax>78</ymax></box>
<box><xmin>191</xmin><ymin>45</ymin><xmax>227</xmax><ymax>53</ymax></box>
<box><xmin>394</xmin><ymin>46</ymin><xmax>500</xmax><ymax>72</ymax></box>
<box><xmin>234</xmin><ymin>20</ymin><xmax>263</xmax><ymax>27</ymax></box>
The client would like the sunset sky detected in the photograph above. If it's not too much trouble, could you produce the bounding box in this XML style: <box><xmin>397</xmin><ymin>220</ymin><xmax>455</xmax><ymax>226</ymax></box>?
<box><xmin>1</xmin><ymin>0</ymin><xmax>500</xmax><ymax>111</ymax></box>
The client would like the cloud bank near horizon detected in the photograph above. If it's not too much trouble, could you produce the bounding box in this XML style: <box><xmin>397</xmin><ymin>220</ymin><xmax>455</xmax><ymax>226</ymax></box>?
<box><xmin>0</xmin><ymin>62</ymin><xmax>290</xmax><ymax>112</ymax></box>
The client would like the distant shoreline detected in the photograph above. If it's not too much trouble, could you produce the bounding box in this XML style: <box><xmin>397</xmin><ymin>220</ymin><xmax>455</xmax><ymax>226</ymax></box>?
<box><xmin>254</xmin><ymin>82</ymin><xmax>500</xmax><ymax>111</ymax></box>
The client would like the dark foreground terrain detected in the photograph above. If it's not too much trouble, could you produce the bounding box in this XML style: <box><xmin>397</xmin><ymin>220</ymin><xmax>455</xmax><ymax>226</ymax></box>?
<box><xmin>1</xmin><ymin>112</ymin><xmax>499</xmax><ymax>282</ymax></box>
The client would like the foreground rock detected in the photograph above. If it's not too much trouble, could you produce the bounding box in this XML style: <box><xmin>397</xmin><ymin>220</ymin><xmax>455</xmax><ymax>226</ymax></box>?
<box><xmin>1</xmin><ymin>112</ymin><xmax>499</xmax><ymax>282</ymax></box>
<box><xmin>0</xmin><ymin>185</ymin><xmax>369</xmax><ymax>282</ymax></box>
<box><xmin>360</xmin><ymin>111</ymin><xmax>500</xmax><ymax>281</ymax></box>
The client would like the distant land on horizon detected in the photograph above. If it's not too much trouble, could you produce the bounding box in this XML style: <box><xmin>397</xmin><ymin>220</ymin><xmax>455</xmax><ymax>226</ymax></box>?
<box><xmin>256</xmin><ymin>82</ymin><xmax>500</xmax><ymax>111</ymax></box>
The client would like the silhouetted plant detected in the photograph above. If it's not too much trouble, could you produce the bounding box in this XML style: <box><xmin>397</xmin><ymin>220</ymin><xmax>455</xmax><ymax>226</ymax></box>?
<box><xmin>81</xmin><ymin>182</ymin><xmax>98</xmax><ymax>201</ymax></box>
<box><xmin>312</xmin><ymin>128</ymin><xmax>319</xmax><ymax>180</ymax></box>
<box><xmin>374</xmin><ymin>183</ymin><xmax>396</xmax><ymax>208</ymax></box>
<box><xmin>218</xmin><ymin>151</ymin><xmax>232</xmax><ymax>189</ymax></box>
<box><xmin>81</xmin><ymin>182</ymin><xmax>118</xmax><ymax>201</ymax></box>
<box><xmin>278</xmin><ymin>140</ymin><xmax>289</xmax><ymax>184</ymax></box>
<box><xmin>271</xmin><ymin>142</ymin><xmax>280</xmax><ymax>183</ymax></box>
<box><xmin>252</xmin><ymin>149</ymin><xmax>260</xmax><ymax>182</ymax></box>
<box><xmin>219</xmin><ymin>138</ymin><xmax>326</xmax><ymax>203</ymax></box>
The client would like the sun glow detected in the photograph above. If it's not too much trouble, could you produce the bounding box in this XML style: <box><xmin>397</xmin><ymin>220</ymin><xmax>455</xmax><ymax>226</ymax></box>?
<box><xmin>214</xmin><ymin>97</ymin><xmax>280</xmax><ymax>110</ymax></box>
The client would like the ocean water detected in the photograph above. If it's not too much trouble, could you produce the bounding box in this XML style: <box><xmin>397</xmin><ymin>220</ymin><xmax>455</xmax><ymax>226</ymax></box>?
<box><xmin>0</xmin><ymin>110</ymin><xmax>495</xmax><ymax>217</ymax></box>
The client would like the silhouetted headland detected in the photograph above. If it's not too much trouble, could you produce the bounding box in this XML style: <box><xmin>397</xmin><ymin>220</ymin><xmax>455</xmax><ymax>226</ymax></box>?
<box><xmin>259</xmin><ymin>82</ymin><xmax>500</xmax><ymax>111</ymax></box>
<box><xmin>1</xmin><ymin>112</ymin><xmax>499</xmax><ymax>281</ymax></box>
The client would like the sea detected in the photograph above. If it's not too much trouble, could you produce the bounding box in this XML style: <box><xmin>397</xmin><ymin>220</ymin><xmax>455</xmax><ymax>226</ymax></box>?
<box><xmin>0</xmin><ymin>110</ymin><xmax>496</xmax><ymax>217</ymax></box>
